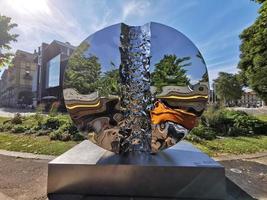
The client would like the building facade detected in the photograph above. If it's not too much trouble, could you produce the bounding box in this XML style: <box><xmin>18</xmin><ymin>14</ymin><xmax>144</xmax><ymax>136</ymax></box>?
<box><xmin>32</xmin><ymin>40</ymin><xmax>75</xmax><ymax>110</ymax></box>
<box><xmin>0</xmin><ymin>50</ymin><xmax>36</xmax><ymax>108</ymax></box>
<box><xmin>238</xmin><ymin>91</ymin><xmax>263</xmax><ymax>108</ymax></box>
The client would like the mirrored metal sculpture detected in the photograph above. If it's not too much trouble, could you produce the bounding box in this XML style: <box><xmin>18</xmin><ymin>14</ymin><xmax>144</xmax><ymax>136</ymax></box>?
<box><xmin>63</xmin><ymin>22</ymin><xmax>209</xmax><ymax>153</ymax></box>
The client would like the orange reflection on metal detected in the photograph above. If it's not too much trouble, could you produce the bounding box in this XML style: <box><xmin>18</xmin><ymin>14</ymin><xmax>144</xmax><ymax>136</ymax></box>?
<box><xmin>151</xmin><ymin>101</ymin><xmax>197</xmax><ymax>130</ymax></box>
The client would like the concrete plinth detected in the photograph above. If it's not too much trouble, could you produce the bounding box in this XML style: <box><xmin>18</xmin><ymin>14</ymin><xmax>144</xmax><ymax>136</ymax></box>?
<box><xmin>47</xmin><ymin>140</ymin><xmax>226</xmax><ymax>199</ymax></box>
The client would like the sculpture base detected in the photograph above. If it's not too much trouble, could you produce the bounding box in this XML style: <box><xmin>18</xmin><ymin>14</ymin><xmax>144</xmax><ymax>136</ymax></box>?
<box><xmin>47</xmin><ymin>141</ymin><xmax>226</xmax><ymax>199</ymax></box>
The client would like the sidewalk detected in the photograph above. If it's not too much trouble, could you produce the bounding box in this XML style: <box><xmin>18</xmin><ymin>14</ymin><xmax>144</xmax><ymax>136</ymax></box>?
<box><xmin>0</xmin><ymin>107</ymin><xmax>35</xmax><ymax>118</ymax></box>
<box><xmin>0</xmin><ymin>149</ymin><xmax>55</xmax><ymax>160</ymax></box>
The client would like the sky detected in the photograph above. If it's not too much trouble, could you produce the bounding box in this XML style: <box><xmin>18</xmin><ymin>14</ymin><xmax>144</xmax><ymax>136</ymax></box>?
<box><xmin>0</xmin><ymin>0</ymin><xmax>260</xmax><ymax>82</ymax></box>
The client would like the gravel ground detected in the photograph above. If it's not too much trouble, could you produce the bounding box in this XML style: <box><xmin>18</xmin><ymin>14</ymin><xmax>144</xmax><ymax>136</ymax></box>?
<box><xmin>0</xmin><ymin>155</ymin><xmax>48</xmax><ymax>200</ymax></box>
<box><xmin>0</xmin><ymin>153</ymin><xmax>266</xmax><ymax>200</ymax></box>
<box><xmin>221</xmin><ymin>159</ymin><xmax>267</xmax><ymax>200</ymax></box>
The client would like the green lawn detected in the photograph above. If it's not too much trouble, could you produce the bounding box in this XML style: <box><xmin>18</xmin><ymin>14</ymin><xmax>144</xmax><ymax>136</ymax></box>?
<box><xmin>0</xmin><ymin>131</ymin><xmax>266</xmax><ymax>157</ymax></box>
<box><xmin>0</xmin><ymin>116</ymin><xmax>10</xmax><ymax>124</ymax></box>
<box><xmin>194</xmin><ymin>135</ymin><xmax>267</xmax><ymax>156</ymax></box>
<box><xmin>0</xmin><ymin>113</ymin><xmax>267</xmax><ymax>156</ymax></box>
<box><xmin>256</xmin><ymin>114</ymin><xmax>267</xmax><ymax>122</ymax></box>
<box><xmin>0</xmin><ymin>132</ymin><xmax>78</xmax><ymax>156</ymax></box>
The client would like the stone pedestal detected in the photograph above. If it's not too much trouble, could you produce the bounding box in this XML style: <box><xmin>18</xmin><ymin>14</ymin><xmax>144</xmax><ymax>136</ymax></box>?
<box><xmin>47</xmin><ymin>140</ymin><xmax>226</xmax><ymax>199</ymax></box>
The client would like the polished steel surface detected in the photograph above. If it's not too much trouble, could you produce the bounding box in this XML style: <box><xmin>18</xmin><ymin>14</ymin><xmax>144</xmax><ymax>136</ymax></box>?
<box><xmin>63</xmin><ymin>22</ymin><xmax>209</xmax><ymax>153</ymax></box>
<box><xmin>47</xmin><ymin>141</ymin><xmax>225</xmax><ymax>199</ymax></box>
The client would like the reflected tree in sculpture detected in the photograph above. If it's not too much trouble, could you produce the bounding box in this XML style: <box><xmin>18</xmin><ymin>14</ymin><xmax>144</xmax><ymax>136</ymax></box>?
<box><xmin>151</xmin><ymin>55</ymin><xmax>191</xmax><ymax>93</ymax></box>
<box><xmin>64</xmin><ymin>42</ymin><xmax>101</xmax><ymax>95</ymax></box>
<box><xmin>63</xmin><ymin>22</ymin><xmax>209</xmax><ymax>153</ymax></box>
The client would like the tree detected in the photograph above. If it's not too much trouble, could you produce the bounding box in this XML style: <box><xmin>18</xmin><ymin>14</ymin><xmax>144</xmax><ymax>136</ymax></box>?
<box><xmin>64</xmin><ymin>42</ymin><xmax>101</xmax><ymax>94</ymax></box>
<box><xmin>238</xmin><ymin>0</ymin><xmax>267</xmax><ymax>103</ymax></box>
<box><xmin>214</xmin><ymin>72</ymin><xmax>243</xmax><ymax>106</ymax></box>
<box><xmin>0</xmin><ymin>15</ymin><xmax>18</xmax><ymax>68</ymax></box>
<box><xmin>151</xmin><ymin>55</ymin><xmax>191</xmax><ymax>92</ymax></box>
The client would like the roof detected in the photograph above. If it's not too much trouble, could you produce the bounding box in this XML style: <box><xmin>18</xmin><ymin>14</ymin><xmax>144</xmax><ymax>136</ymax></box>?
<box><xmin>52</xmin><ymin>40</ymin><xmax>76</xmax><ymax>49</ymax></box>
<box><xmin>15</xmin><ymin>50</ymin><xmax>35</xmax><ymax>60</ymax></box>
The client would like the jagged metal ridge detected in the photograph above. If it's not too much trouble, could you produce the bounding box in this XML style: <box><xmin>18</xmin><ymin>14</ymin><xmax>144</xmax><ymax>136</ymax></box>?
<box><xmin>119</xmin><ymin>23</ymin><xmax>152</xmax><ymax>152</ymax></box>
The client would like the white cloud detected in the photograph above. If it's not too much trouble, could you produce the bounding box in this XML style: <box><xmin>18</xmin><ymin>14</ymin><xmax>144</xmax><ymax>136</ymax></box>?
<box><xmin>0</xmin><ymin>0</ymin><xmax>90</xmax><ymax>52</ymax></box>
<box><xmin>208</xmin><ymin>64</ymin><xmax>238</xmax><ymax>83</ymax></box>
<box><xmin>0</xmin><ymin>0</ymin><xmax>155</xmax><ymax>53</ymax></box>
<box><xmin>207</xmin><ymin>58</ymin><xmax>238</xmax><ymax>68</ymax></box>
<box><xmin>121</xmin><ymin>0</ymin><xmax>151</xmax><ymax>21</ymax></box>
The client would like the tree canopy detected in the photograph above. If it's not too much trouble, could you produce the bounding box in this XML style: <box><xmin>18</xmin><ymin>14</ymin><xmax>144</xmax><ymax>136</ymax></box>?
<box><xmin>151</xmin><ymin>55</ymin><xmax>191</xmax><ymax>92</ymax></box>
<box><xmin>214</xmin><ymin>72</ymin><xmax>243</xmax><ymax>106</ymax></box>
<box><xmin>238</xmin><ymin>0</ymin><xmax>267</xmax><ymax>103</ymax></box>
<box><xmin>0</xmin><ymin>15</ymin><xmax>18</xmax><ymax>68</ymax></box>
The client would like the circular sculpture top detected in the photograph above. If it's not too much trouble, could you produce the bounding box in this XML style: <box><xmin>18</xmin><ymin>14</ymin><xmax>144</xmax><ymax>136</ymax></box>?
<box><xmin>63</xmin><ymin>22</ymin><xmax>209</xmax><ymax>153</ymax></box>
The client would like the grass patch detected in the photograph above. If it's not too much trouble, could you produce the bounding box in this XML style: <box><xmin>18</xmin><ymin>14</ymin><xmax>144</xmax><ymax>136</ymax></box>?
<box><xmin>192</xmin><ymin>135</ymin><xmax>267</xmax><ymax>156</ymax></box>
<box><xmin>256</xmin><ymin>115</ymin><xmax>267</xmax><ymax>122</ymax></box>
<box><xmin>0</xmin><ymin>117</ymin><xmax>10</xmax><ymax>124</ymax></box>
<box><xmin>0</xmin><ymin>132</ymin><xmax>78</xmax><ymax>156</ymax></box>
<box><xmin>1</xmin><ymin>132</ymin><xmax>266</xmax><ymax>157</ymax></box>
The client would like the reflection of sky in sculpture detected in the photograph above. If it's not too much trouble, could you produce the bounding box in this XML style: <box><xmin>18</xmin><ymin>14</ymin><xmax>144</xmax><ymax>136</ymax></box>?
<box><xmin>82</xmin><ymin>22</ymin><xmax>207</xmax><ymax>84</ymax></box>
<box><xmin>150</xmin><ymin>23</ymin><xmax>207</xmax><ymax>84</ymax></box>
<box><xmin>83</xmin><ymin>24</ymin><xmax>121</xmax><ymax>72</ymax></box>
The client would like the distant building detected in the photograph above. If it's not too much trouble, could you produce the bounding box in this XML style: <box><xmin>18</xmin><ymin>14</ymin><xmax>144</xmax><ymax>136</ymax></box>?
<box><xmin>32</xmin><ymin>40</ymin><xmax>75</xmax><ymax>110</ymax></box>
<box><xmin>238</xmin><ymin>90</ymin><xmax>263</xmax><ymax>108</ymax></box>
<box><xmin>208</xmin><ymin>83</ymin><xmax>218</xmax><ymax>104</ymax></box>
<box><xmin>0</xmin><ymin>50</ymin><xmax>36</xmax><ymax>108</ymax></box>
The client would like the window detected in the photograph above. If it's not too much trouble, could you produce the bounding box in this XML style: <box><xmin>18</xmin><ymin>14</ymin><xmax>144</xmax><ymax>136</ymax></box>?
<box><xmin>46</xmin><ymin>54</ymin><xmax>60</xmax><ymax>88</ymax></box>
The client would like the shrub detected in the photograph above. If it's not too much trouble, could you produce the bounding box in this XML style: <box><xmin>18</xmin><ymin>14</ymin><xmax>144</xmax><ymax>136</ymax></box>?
<box><xmin>43</xmin><ymin>117</ymin><xmax>60</xmax><ymax>130</ymax></box>
<box><xmin>60</xmin><ymin>122</ymin><xmax>78</xmax><ymax>135</ymax></box>
<box><xmin>34</xmin><ymin>113</ymin><xmax>44</xmax><ymax>126</ymax></box>
<box><xmin>190</xmin><ymin>125</ymin><xmax>216</xmax><ymax>140</ymax></box>
<box><xmin>71</xmin><ymin>133</ymin><xmax>85</xmax><ymax>141</ymax></box>
<box><xmin>0</xmin><ymin>124</ymin><xmax>4</xmax><ymax>132</ymax></box>
<box><xmin>227</xmin><ymin>127</ymin><xmax>248</xmax><ymax>136</ymax></box>
<box><xmin>11</xmin><ymin>113</ymin><xmax>22</xmax><ymax>124</ymax></box>
<box><xmin>32</xmin><ymin>125</ymin><xmax>42</xmax><ymax>131</ymax></box>
<box><xmin>24</xmin><ymin>128</ymin><xmax>36</xmax><ymax>135</ymax></box>
<box><xmin>61</xmin><ymin>132</ymin><xmax>71</xmax><ymax>141</ymax></box>
<box><xmin>36</xmin><ymin>129</ymin><xmax>50</xmax><ymax>136</ymax></box>
<box><xmin>49</xmin><ymin>121</ymin><xmax>84</xmax><ymax>141</ymax></box>
<box><xmin>1</xmin><ymin>123</ymin><xmax>13</xmax><ymax>132</ymax></box>
<box><xmin>185</xmin><ymin>134</ymin><xmax>203</xmax><ymax>143</ymax></box>
<box><xmin>233</xmin><ymin>115</ymin><xmax>267</xmax><ymax>135</ymax></box>
<box><xmin>49</xmin><ymin>132</ymin><xmax>60</xmax><ymax>140</ymax></box>
<box><xmin>198</xmin><ymin>108</ymin><xmax>267</xmax><ymax>138</ymax></box>
<box><xmin>201</xmin><ymin>109</ymin><xmax>233</xmax><ymax>135</ymax></box>
<box><xmin>11</xmin><ymin>125</ymin><xmax>27</xmax><ymax>133</ymax></box>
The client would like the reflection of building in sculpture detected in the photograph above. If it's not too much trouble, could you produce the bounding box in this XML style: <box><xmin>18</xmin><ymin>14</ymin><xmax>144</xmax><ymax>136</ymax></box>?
<box><xmin>0</xmin><ymin>50</ymin><xmax>36</xmax><ymax>108</ymax></box>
